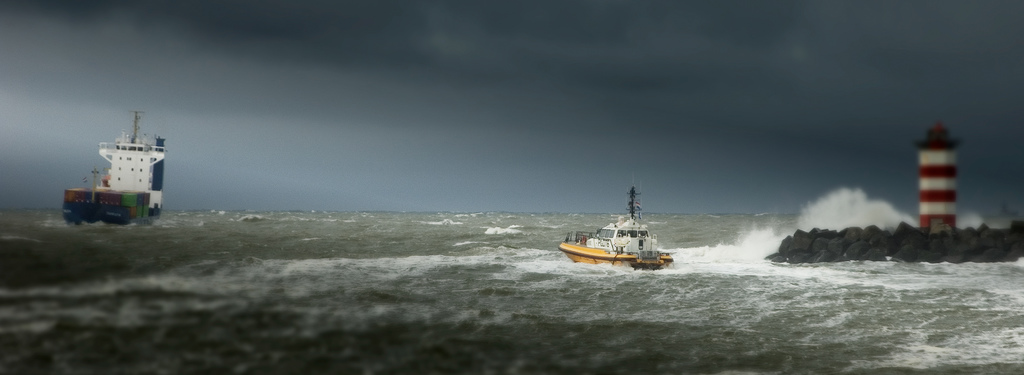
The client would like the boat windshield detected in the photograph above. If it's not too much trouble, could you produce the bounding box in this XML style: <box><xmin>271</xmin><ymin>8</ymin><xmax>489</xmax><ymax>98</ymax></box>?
<box><xmin>612</xmin><ymin>230</ymin><xmax>649</xmax><ymax>238</ymax></box>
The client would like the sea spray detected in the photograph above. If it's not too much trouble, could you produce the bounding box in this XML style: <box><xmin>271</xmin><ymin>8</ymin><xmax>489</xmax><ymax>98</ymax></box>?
<box><xmin>958</xmin><ymin>212</ymin><xmax>985</xmax><ymax>229</ymax></box>
<box><xmin>669</xmin><ymin>228</ymin><xmax>786</xmax><ymax>263</ymax></box>
<box><xmin>797</xmin><ymin>187</ymin><xmax>913</xmax><ymax>230</ymax></box>
<box><xmin>671</xmin><ymin>188</ymin><xmax>910</xmax><ymax>263</ymax></box>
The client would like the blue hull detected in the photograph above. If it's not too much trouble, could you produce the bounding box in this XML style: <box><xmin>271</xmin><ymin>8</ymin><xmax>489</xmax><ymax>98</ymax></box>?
<box><xmin>62</xmin><ymin>202</ymin><xmax>160</xmax><ymax>225</ymax></box>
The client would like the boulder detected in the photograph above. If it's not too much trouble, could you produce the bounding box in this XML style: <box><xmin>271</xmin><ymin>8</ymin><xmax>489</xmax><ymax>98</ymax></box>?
<box><xmin>959</xmin><ymin>237</ymin><xmax>988</xmax><ymax>257</ymax></box>
<box><xmin>947</xmin><ymin>243</ymin><xmax>972</xmax><ymax>259</ymax></box>
<box><xmin>843</xmin><ymin>227</ymin><xmax>863</xmax><ymax>241</ymax></box>
<box><xmin>827</xmin><ymin>238</ymin><xmax>851</xmax><ymax>254</ymax></box>
<box><xmin>844</xmin><ymin>241</ymin><xmax>870</xmax><ymax>261</ymax></box>
<box><xmin>865</xmin><ymin>248</ymin><xmax>888</xmax><ymax>261</ymax></box>
<box><xmin>866</xmin><ymin>232</ymin><xmax>897</xmax><ymax>256</ymax></box>
<box><xmin>1007</xmin><ymin>233</ymin><xmax>1024</xmax><ymax>248</ymax></box>
<box><xmin>817</xmin><ymin>229</ymin><xmax>839</xmax><ymax>240</ymax></box>
<box><xmin>1003</xmin><ymin>248</ymin><xmax>1024</xmax><ymax>262</ymax></box>
<box><xmin>790</xmin><ymin>253</ymin><xmax>812</xmax><ymax>264</ymax></box>
<box><xmin>976</xmin><ymin>237</ymin><xmax>997</xmax><ymax>253</ymax></box>
<box><xmin>891</xmin><ymin>245</ymin><xmax>919</xmax><ymax>262</ymax></box>
<box><xmin>928</xmin><ymin>239</ymin><xmax>949</xmax><ymax>256</ymax></box>
<box><xmin>917</xmin><ymin>251</ymin><xmax>943</xmax><ymax>263</ymax></box>
<box><xmin>861</xmin><ymin>225</ymin><xmax>882</xmax><ymax>242</ymax></box>
<box><xmin>898</xmin><ymin>229</ymin><xmax>928</xmax><ymax>250</ymax></box>
<box><xmin>811</xmin><ymin>238</ymin><xmax>830</xmax><ymax>252</ymax></box>
<box><xmin>991</xmin><ymin>230</ymin><xmax>1008</xmax><ymax>250</ymax></box>
<box><xmin>892</xmin><ymin>222</ymin><xmax>921</xmax><ymax>244</ymax></box>
<box><xmin>791</xmin><ymin>230</ymin><xmax>813</xmax><ymax>254</ymax></box>
<box><xmin>777</xmin><ymin>236</ymin><xmax>794</xmax><ymax>257</ymax></box>
<box><xmin>958</xmin><ymin>227</ymin><xmax>978</xmax><ymax>244</ymax></box>
<box><xmin>812</xmin><ymin>249</ymin><xmax>841</xmax><ymax>263</ymax></box>
<box><xmin>767</xmin><ymin>254</ymin><xmax>788</xmax><ymax>263</ymax></box>
<box><xmin>941</xmin><ymin>236</ymin><xmax>958</xmax><ymax>255</ymax></box>
<box><xmin>972</xmin><ymin>248</ymin><xmax>1007</xmax><ymax>263</ymax></box>
<box><xmin>1011</xmin><ymin>220</ymin><xmax>1024</xmax><ymax>235</ymax></box>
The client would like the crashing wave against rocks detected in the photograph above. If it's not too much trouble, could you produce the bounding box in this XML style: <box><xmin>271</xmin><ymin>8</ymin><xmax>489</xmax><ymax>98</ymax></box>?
<box><xmin>766</xmin><ymin>221</ymin><xmax>1024</xmax><ymax>264</ymax></box>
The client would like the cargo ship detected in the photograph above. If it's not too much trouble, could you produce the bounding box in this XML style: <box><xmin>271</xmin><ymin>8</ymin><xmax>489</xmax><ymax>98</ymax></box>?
<box><xmin>558</xmin><ymin>186</ymin><xmax>673</xmax><ymax>270</ymax></box>
<box><xmin>62</xmin><ymin>111</ymin><xmax>166</xmax><ymax>225</ymax></box>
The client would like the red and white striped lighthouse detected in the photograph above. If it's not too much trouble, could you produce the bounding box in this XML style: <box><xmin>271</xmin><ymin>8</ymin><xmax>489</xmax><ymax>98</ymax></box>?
<box><xmin>917</xmin><ymin>122</ymin><xmax>958</xmax><ymax>228</ymax></box>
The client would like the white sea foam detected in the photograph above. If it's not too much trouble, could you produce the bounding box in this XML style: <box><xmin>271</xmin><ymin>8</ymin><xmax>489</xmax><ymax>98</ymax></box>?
<box><xmin>797</xmin><ymin>187</ymin><xmax>914</xmax><ymax>230</ymax></box>
<box><xmin>852</xmin><ymin>327</ymin><xmax>1024</xmax><ymax>370</ymax></box>
<box><xmin>422</xmin><ymin>219</ymin><xmax>463</xmax><ymax>225</ymax></box>
<box><xmin>0</xmin><ymin>234</ymin><xmax>41</xmax><ymax>242</ymax></box>
<box><xmin>484</xmin><ymin>225</ymin><xmax>522</xmax><ymax>234</ymax></box>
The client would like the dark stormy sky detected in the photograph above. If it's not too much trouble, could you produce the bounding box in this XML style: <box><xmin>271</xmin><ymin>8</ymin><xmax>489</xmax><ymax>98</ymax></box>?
<box><xmin>2</xmin><ymin>0</ymin><xmax>1023</xmax><ymax>213</ymax></box>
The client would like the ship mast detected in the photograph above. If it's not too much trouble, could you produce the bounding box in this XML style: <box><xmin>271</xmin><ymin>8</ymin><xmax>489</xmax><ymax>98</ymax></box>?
<box><xmin>627</xmin><ymin>185</ymin><xmax>640</xmax><ymax>220</ymax></box>
<box><xmin>91</xmin><ymin>167</ymin><xmax>100</xmax><ymax>202</ymax></box>
<box><xmin>130</xmin><ymin>110</ymin><xmax>143</xmax><ymax>143</ymax></box>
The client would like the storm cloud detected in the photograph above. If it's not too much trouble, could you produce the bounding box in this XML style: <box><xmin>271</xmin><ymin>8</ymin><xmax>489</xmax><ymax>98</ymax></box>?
<box><xmin>2</xmin><ymin>1</ymin><xmax>1022</xmax><ymax>213</ymax></box>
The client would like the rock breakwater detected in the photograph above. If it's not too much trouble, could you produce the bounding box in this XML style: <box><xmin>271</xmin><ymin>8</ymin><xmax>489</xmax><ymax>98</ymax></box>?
<box><xmin>767</xmin><ymin>221</ymin><xmax>1024</xmax><ymax>264</ymax></box>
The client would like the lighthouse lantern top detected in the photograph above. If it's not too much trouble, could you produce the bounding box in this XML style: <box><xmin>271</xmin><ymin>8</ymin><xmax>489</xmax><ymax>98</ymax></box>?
<box><xmin>917</xmin><ymin>121</ymin><xmax>958</xmax><ymax>150</ymax></box>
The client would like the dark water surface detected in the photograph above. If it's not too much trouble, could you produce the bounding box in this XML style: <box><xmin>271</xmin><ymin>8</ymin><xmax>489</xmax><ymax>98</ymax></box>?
<box><xmin>2</xmin><ymin>210</ymin><xmax>1024</xmax><ymax>374</ymax></box>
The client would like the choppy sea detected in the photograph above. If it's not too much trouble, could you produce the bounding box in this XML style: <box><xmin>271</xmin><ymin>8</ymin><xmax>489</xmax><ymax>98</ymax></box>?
<box><xmin>2</xmin><ymin>206</ymin><xmax>1024</xmax><ymax>374</ymax></box>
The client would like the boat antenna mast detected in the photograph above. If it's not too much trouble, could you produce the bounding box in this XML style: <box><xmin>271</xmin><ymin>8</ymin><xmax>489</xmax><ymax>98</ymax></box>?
<box><xmin>130</xmin><ymin>110</ymin><xmax>143</xmax><ymax>143</ymax></box>
<box><xmin>627</xmin><ymin>185</ymin><xmax>640</xmax><ymax>220</ymax></box>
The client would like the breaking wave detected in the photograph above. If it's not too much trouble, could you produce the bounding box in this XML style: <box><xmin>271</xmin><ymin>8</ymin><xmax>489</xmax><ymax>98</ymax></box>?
<box><xmin>484</xmin><ymin>225</ymin><xmax>522</xmax><ymax>234</ymax></box>
<box><xmin>422</xmin><ymin>219</ymin><xmax>463</xmax><ymax>225</ymax></box>
<box><xmin>669</xmin><ymin>228</ymin><xmax>785</xmax><ymax>263</ymax></box>
<box><xmin>673</xmin><ymin>187</ymin><xmax>913</xmax><ymax>263</ymax></box>
<box><xmin>797</xmin><ymin>187</ymin><xmax>913</xmax><ymax>230</ymax></box>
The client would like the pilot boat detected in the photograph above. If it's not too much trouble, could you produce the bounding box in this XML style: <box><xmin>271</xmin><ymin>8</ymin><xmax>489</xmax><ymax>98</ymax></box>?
<box><xmin>558</xmin><ymin>186</ymin><xmax>673</xmax><ymax>269</ymax></box>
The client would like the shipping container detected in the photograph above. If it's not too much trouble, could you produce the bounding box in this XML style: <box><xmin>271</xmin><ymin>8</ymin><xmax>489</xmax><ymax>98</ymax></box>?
<box><xmin>97</xmin><ymin>190</ymin><xmax>121</xmax><ymax>206</ymax></box>
<box><xmin>140</xmin><ymin>204</ymin><xmax>148</xmax><ymax>217</ymax></box>
<box><xmin>64</xmin><ymin>188</ymin><xmax>93</xmax><ymax>203</ymax></box>
<box><xmin>121</xmin><ymin>192</ymin><xmax>138</xmax><ymax>207</ymax></box>
<box><xmin>129</xmin><ymin>206</ymin><xmax>137</xmax><ymax>219</ymax></box>
<box><xmin>63</xmin><ymin>189</ymin><xmax>89</xmax><ymax>203</ymax></box>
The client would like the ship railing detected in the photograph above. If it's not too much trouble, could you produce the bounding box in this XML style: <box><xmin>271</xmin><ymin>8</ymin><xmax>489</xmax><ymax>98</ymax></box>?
<box><xmin>565</xmin><ymin>231</ymin><xmax>596</xmax><ymax>244</ymax></box>
<box><xmin>99</xmin><ymin>142</ymin><xmax>166</xmax><ymax>153</ymax></box>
